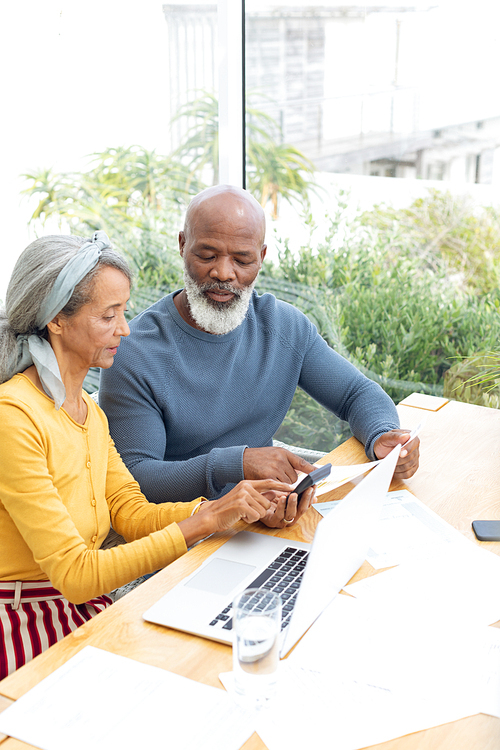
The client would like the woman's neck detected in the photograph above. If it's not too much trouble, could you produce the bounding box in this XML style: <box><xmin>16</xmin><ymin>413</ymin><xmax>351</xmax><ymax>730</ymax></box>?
<box><xmin>23</xmin><ymin>365</ymin><xmax>88</xmax><ymax>425</ymax></box>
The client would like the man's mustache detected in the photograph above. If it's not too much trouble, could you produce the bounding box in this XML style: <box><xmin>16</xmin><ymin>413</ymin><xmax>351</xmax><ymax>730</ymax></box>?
<box><xmin>199</xmin><ymin>282</ymin><xmax>242</xmax><ymax>297</ymax></box>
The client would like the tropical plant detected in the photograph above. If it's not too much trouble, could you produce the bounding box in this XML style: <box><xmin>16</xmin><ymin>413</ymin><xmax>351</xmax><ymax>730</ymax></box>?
<box><xmin>171</xmin><ymin>92</ymin><xmax>221</xmax><ymax>185</ymax></box>
<box><xmin>172</xmin><ymin>89</ymin><xmax>317</xmax><ymax>218</ymax></box>
<box><xmin>246</xmin><ymin>140</ymin><xmax>316</xmax><ymax>219</ymax></box>
<box><xmin>22</xmin><ymin>146</ymin><xmax>198</xmax><ymax>288</ymax></box>
<box><xmin>24</xmin><ymin>147</ymin><xmax>195</xmax><ymax>228</ymax></box>
<box><xmin>273</xmin><ymin>386</ymin><xmax>352</xmax><ymax>451</ymax></box>
<box><xmin>443</xmin><ymin>354</ymin><xmax>500</xmax><ymax>409</ymax></box>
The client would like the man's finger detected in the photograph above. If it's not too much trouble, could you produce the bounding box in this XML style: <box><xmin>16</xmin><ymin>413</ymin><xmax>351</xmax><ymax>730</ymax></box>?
<box><xmin>288</xmin><ymin>452</ymin><xmax>316</xmax><ymax>473</ymax></box>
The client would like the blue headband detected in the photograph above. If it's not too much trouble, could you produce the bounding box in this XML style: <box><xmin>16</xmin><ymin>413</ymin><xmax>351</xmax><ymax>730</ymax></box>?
<box><xmin>14</xmin><ymin>231</ymin><xmax>111</xmax><ymax>409</ymax></box>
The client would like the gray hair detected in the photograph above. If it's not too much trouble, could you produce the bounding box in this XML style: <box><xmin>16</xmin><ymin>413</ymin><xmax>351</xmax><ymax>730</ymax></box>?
<box><xmin>0</xmin><ymin>234</ymin><xmax>132</xmax><ymax>384</ymax></box>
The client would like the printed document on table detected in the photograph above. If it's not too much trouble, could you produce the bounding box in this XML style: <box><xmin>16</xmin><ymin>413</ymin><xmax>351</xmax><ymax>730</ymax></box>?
<box><xmin>252</xmin><ymin>607</ymin><xmax>482</xmax><ymax>750</ymax></box>
<box><xmin>0</xmin><ymin>646</ymin><xmax>254</xmax><ymax>750</ymax></box>
<box><xmin>479</xmin><ymin>625</ymin><xmax>500</xmax><ymax>718</ymax></box>
<box><xmin>366</xmin><ymin>489</ymin><xmax>476</xmax><ymax>569</ymax></box>
<box><xmin>256</xmin><ymin>594</ymin><xmax>486</xmax><ymax>750</ymax></box>
<box><xmin>315</xmin><ymin>488</ymin><xmax>487</xmax><ymax>569</ymax></box>
<box><xmin>255</xmin><ymin>658</ymin><xmax>481</xmax><ymax>750</ymax></box>
<box><xmin>343</xmin><ymin>544</ymin><xmax>500</xmax><ymax>628</ymax></box>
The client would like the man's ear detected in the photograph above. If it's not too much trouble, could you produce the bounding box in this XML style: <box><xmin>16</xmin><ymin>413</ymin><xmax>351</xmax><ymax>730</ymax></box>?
<box><xmin>179</xmin><ymin>231</ymin><xmax>185</xmax><ymax>257</ymax></box>
<box><xmin>260</xmin><ymin>244</ymin><xmax>267</xmax><ymax>264</ymax></box>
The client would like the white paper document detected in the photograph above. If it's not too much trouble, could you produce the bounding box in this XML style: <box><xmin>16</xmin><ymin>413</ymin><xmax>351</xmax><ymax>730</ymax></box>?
<box><xmin>398</xmin><ymin>393</ymin><xmax>448</xmax><ymax>411</ymax></box>
<box><xmin>0</xmin><ymin>646</ymin><xmax>254</xmax><ymax>750</ymax></box>
<box><xmin>316</xmin><ymin>487</ymin><xmax>490</xmax><ymax>572</ymax></box>
<box><xmin>293</xmin><ymin>459</ymin><xmax>379</xmax><ymax>497</ymax></box>
<box><xmin>255</xmin><ymin>658</ymin><xmax>480</xmax><ymax>750</ymax></box>
<box><xmin>247</xmin><ymin>594</ymin><xmax>488</xmax><ymax>750</ymax></box>
<box><xmin>366</xmin><ymin>489</ymin><xmax>476</xmax><ymax>569</ymax></box>
<box><xmin>344</xmin><ymin>544</ymin><xmax>500</xmax><ymax>628</ymax></box>
<box><xmin>479</xmin><ymin>626</ymin><xmax>500</xmax><ymax>718</ymax></box>
<box><xmin>310</xmin><ymin>420</ymin><xmax>425</xmax><ymax>500</ymax></box>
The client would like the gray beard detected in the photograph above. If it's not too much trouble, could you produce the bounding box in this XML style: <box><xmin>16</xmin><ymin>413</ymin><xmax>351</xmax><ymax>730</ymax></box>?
<box><xmin>183</xmin><ymin>270</ymin><xmax>255</xmax><ymax>335</ymax></box>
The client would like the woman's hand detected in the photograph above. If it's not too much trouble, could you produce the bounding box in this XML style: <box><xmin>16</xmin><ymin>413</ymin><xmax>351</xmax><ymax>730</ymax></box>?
<box><xmin>177</xmin><ymin>479</ymin><xmax>293</xmax><ymax>546</ymax></box>
<box><xmin>259</xmin><ymin>486</ymin><xmax>316</xmax><ymax>529</ymax></box>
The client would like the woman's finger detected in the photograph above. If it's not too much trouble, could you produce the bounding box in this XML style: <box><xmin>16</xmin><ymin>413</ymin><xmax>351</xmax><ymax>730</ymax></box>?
<box><xmin>282</xmin><ymin>492</ymin><xmax>298</xmax><ymax>524</ymax></box>
<box><xmin>244</xmin><ymin>478</ymin><xmax>294</xmax><ymax>494</ymax></box>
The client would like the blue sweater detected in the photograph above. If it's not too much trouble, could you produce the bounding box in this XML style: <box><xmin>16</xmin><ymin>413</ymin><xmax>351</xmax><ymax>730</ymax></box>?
<box><xmin>99</xmin><ymin>290</ymin><xmax>399</xmax><ymax>503</ymax></box>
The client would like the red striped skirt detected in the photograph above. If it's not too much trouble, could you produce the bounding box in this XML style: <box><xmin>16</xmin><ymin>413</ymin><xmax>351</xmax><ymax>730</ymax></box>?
<box><xmin>0</xmin><ymin>581</ymin><xmax>112</xmax><ymax>680</ymax></box>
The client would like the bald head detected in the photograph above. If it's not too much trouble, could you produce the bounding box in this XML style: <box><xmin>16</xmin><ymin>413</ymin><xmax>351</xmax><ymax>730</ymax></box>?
<box><xmin>183</xmin><ymin>185</ymin><xmax>266</xmax><ymax>249</ymax></box>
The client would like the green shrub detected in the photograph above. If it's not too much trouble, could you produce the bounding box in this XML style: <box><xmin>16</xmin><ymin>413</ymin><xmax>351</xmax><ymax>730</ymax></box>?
<box><xmin>363</xmin><ymin>189</ymin><xmax>500</xmax><ymax>294</ymax></box>
<box><xmin>260</xmin><ymin>191</ymin><xmax>500</xmax><ymax>449</ymax></box>
<box><xmin>273</xmin><ymin>387</ymin><xmax>352</xmax><ymax>454</ymax></box>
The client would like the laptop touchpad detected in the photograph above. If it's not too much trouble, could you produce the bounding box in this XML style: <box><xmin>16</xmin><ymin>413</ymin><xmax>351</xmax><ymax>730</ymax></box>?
<box><xmin>184</xmin><ymin>558</ymin><xmax>256</xmax><ymax>596</ymax></box>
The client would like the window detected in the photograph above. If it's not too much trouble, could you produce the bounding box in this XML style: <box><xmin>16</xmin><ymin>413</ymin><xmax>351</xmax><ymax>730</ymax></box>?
<box><xmin>3</xmin><ymin>1</ymin><xmax>500</xmax><ymax>447</ymax></box>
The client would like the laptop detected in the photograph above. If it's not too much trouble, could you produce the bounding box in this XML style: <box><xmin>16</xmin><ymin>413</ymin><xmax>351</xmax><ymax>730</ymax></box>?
<box><xmin>143</xmin><ymin>444</ymin><xmax>400</xmax><ymax>657</ymax></box>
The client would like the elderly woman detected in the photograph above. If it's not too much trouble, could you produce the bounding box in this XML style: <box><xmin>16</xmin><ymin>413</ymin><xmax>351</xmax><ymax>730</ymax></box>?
<box><xmin>0</xmin><ymin>232</ymin><xmax>312</xmax><ymax>679</ymax></box>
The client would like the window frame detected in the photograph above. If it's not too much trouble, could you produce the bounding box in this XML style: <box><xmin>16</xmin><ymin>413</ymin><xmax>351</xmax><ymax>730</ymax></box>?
<box><xmin>217</xmin><ymin>0</ymin><xmax>246</xmax><ymax>188</ymax></box>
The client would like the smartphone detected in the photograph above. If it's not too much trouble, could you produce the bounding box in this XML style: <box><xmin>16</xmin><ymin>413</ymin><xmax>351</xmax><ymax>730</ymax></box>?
<box><xmin>292</xmin><ymin>463</ymin><xmax>332</xmax><ymax>503</ymax></box>
<box><xmin>472</xmin><ymin>520</ymin><xmax>500</xmax><ymax>541</ymax></box>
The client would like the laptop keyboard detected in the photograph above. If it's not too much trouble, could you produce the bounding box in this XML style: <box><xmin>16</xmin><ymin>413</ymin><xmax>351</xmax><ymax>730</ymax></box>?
<box><xmin>208</xmin><ymin>546</ymin><xmax>309</xmax><ymax>633</ymax></box>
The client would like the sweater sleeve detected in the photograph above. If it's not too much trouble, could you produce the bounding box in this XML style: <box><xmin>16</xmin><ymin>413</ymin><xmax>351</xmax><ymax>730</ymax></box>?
<box><xmin>100</xmin><ymin>343</ymin><xmax>246</xmax><ymax>504</ymax></box>
<box><xmin>298</xmin><ymin>330</ymin><xmax>400</xmax><ymax>460</ymax></box>
<box><xmin>105</xmin><ymin>436</ymin><xmax>208</xmax><ymax>539</ymax></box>
<box><xmin>0</xmin><ymin>400</ymin><xmax>202</xmax><ymax>604</ymax></box>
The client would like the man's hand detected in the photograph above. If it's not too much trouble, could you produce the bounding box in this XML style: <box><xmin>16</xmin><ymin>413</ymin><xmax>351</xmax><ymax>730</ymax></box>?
<box><xmin>373</xmin><ymin>429</ymin><xmax>420</xmax><ymax>479</ymax></box>
<box><xmin>243</xmin><ymin>447</ymin><xmax>316</xmax><ymax>484</ymax></box>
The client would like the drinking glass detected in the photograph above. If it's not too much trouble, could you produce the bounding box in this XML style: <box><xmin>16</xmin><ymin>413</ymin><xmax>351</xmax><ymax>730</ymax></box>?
<box><xmin>232</xmin><ymin>588</ymin><xmax>281</xmax><ymax>709</ymax></box>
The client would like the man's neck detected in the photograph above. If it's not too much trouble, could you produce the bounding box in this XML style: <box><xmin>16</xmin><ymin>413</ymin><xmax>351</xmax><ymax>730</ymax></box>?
<box><xmin>173</xmin><ymin>289</ymin><xmax>204</xmax><ymax>331</ymax></box>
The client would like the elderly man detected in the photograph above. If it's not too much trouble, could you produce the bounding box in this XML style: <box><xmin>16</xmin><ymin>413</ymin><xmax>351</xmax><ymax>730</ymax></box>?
<box><xmin>100</xmin><ymin>185</ymin><xmax>419</xmax><ymax>519</ymax></box>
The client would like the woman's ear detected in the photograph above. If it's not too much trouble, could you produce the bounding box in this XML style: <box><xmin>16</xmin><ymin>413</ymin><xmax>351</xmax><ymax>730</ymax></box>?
<box><xmin>46</xmin><ymin>315</ymin><xmax>64</xmax><ymax>336</ymax></box>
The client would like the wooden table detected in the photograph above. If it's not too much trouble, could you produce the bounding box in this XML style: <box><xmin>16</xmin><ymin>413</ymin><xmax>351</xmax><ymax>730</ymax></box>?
<box><xmin>1</xmin><ymin>396</ymin><xmax>500</xmax><ymax>749</ymax></box>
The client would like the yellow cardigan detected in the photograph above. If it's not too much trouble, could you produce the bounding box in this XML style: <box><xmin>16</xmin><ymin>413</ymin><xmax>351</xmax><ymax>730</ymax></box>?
<box><xmin>0</xmin><ymin>374</ymin><xmax>202</xmax><ymax>604</ymax></box>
